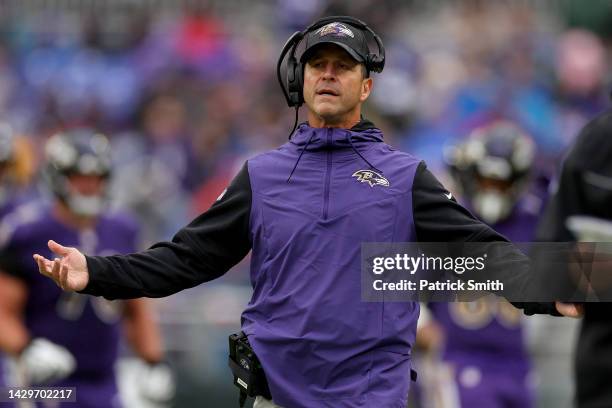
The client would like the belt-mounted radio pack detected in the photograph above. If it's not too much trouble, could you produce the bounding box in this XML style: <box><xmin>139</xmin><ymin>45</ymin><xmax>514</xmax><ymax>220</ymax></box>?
<box><xmin>228</xmin><ymin>331</ymin><xmax>272</xmax><ymax>407</ymax></box>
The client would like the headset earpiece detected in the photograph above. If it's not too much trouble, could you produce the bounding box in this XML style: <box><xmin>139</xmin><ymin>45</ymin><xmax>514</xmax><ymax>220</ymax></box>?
<box><xmin>277</xmin><ymin>31</ymin><xmax>304</xmax><ymax>108</ymax></box>
<box><xmin>295</xmin><ymin>62</ymin><xmax>305</xmax><ymax>104</ymax></box>
<box><xmin>368</xmin><ymin>54</ymin><xmax>385</xmax><ymax>73</ymax></box>
<box><xmin>286</xmin><ymin>55</ymin><xmax>303</xmax><ymax>107</ymax></box>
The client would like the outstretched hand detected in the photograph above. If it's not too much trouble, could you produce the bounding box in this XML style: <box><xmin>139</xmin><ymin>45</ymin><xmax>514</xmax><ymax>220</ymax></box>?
<box><xmin>555</xmin><ymin>301</ymin><xmax>585</xmax><ymax>318</ymax></box>
<box><xmin>33</xmin><ymin>240</ymin><xmax>89</xmax><ymax>292</ymax></box>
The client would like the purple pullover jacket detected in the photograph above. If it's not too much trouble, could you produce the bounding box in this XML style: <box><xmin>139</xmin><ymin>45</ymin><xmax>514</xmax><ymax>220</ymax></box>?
<box><xmin>81</xmin><ymin>120</ymin><xmax>554</xmax><ymax>407</ymax></box>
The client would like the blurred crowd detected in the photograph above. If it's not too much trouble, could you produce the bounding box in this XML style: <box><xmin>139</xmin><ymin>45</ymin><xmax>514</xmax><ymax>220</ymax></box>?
<box><xmin>0</xmin><ymin>1</ymin><xmax>610</xmax><ymax>406</ymax></box>
<box><xmin>0</xmin><ymin>1</ymin><xmax>610</xmax><ymax>241</ymax></box>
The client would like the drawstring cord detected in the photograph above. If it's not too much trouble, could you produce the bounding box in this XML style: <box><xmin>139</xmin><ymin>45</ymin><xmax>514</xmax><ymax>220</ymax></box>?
<box><xmin>287</xmin><ymin>130</ymin><xmax>383</xmax><ymax>183</ymax></box>
<box><xmin>347</xmin><ymin>132</ymin><xmax>383</xmax><ymax>173</ymax></box>
<box><xmin>287</xmin><ymin>130</ymin><xmax>315</xmax><ymax>183</ymax></box>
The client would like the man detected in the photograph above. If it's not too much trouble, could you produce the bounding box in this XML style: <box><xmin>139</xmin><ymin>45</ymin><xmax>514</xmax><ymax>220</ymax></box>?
<box><xmin>537</xmin><ymin>109</ymin><xmax>612</xmax><ymax>408</ymax></box>
<box><xmin>33</xmin><ymin>18</ymin><xmax>580</xmax><ymax>408</ymax></box>
<box><xmin>418</xmin><ymin>121</ymin><xmax>539</xmax><ymax>408</ymax></box>
<box><xmin>0</xmin><ymin>121</ymin><xmax>37</xmax><ymax>406</ymax></box>
<box><xmin>0</xmin><ymin>129</ymin><xmax>173</xmax><ymax>408</ymax></box>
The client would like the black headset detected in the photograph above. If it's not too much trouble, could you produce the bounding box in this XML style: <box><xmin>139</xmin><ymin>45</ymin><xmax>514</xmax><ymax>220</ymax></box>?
<box><xmin>277</xmin><ymin>16</ymin><xmax>386</xmax><ymax>108</ymax></box>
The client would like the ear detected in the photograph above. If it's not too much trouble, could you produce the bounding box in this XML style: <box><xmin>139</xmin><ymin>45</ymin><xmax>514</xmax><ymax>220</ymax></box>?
<box><xmin>360</xmin><ymin>77</ymin><xmax>373</xmax><ymax>102</ymax></box>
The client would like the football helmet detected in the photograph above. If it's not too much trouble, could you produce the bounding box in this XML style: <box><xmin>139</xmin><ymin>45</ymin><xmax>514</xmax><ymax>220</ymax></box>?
<box><xmin>44</xmin><ymin>128</ymin><xmax>112</xmax><ymax>217</ymax></box>
<box><xmin>445</xmin><ymin>121</ymin><xmax>535</xmax><ymax>224</ymax></box>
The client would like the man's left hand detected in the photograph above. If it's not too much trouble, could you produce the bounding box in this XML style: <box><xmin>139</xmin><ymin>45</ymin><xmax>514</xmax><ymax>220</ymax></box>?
<box><xmin>555</xmin><ymin>301</ymin><xmax>585</xmax><ymax>318</ymax></box>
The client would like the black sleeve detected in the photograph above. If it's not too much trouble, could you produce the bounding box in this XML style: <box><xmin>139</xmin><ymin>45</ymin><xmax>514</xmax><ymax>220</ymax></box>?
<box><xmin>80</xmin><ymin>162</ymin><xmax>252</xmax><ymax>300</ymax></box>
<box><xmin>412</xmin><ymin>161</ymin><xmax>560</xmax><ymax>316</ymax></box>
<box><xmin>412</xmin><ymin>161</ymin><xmax>508</xmax><ymax>243</ymax></box>
<box><xmin>536</xmin><ymin>159</ymin><xmax>583</xmax><ymax>242</ymax></box>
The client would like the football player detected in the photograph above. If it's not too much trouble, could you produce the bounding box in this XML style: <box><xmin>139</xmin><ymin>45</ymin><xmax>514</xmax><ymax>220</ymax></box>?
<box><xmin>0</xmin><ymin>129</ymin><xmax>174</xmax><ymax>408</ymax></box>
<box><xmin>418</xmin><ymin>121</ymin><xmax>538</xmax><ymax>408</ymax></box>
<box><xmin>0</xmin><ymin>121</ymin><xmax>38</xmax><ymax>407</ymax></box>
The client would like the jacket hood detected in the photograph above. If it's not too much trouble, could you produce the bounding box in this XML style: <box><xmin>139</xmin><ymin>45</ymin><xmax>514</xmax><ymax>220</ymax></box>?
<box><xmin>290</xmin><ymin>119</ymin><xmax>383</xmax><ymax>151</ymax></box>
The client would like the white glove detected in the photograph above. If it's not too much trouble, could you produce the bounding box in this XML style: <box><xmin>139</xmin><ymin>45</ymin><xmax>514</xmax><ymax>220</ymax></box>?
<box><xmin>137</xmin><ymin>361</ymin><xmax>175</xmax><ymax>405</ymax></box>
<box><xmin>19</xmin><ymin>338</ymin><xmax>76</xmax><ymax>385</ymax></box>
<box><xmin>117</xmin><ymin>358</ymin><xmax>175</xmax><ymax>408</ymax></box>
<box><xmin>566</xmin><ymin>215</ymin><xmax>612</xmax><ymax>243</ymax></box>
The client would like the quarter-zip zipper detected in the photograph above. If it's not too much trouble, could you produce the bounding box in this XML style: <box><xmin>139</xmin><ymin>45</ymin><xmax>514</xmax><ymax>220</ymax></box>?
<box><xmin>323</xmin><ymin>128</ymin><xmax>332</xmax><ymax>219</ymax></box>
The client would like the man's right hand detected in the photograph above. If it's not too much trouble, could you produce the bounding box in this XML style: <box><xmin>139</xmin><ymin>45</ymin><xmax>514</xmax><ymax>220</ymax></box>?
<box><xmin>33</xmin><ymin>240</ymin><xmax>89</xmax><ymax>292</ymax></box>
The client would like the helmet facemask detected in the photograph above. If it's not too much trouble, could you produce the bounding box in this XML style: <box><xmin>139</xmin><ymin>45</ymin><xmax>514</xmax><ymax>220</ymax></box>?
<box><xmin>44</xmin><ymin>130</ymin><xmax>112</xmax><ymax>218</ymax></box>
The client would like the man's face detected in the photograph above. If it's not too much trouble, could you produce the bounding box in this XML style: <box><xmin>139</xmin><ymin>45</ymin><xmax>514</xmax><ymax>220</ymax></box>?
<box><xmin>62</xmin><ymin>173</ymin><xmax>108</xmax><ymax>218</ymax></box>
<box><xmin>303</xmin><ymin>44</ymin><xmax>372</xmax><ymax>125</ymax></box>
<box><xmin>67</xmin><ymin>173</ymin><xmax>106</xmax><ymax>197</ymax></box>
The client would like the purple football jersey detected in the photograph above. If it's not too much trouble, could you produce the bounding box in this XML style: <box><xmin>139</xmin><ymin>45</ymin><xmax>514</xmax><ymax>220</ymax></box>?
<box><xmin>490</xmin><ymin>197</ymin><xmax>541</xmax><ymax>243</ymax></box>
<box><xmin>0</xmin><ymin>198</ymin><xmax>21</xmax><ymax>408</ymax></box>
<box><xmin>431</xmin><ymin>198</ymin><xmax>538</xmax><ymax>361</ymax></box>
<box><xmin>0</xmin><ymin>203</ymin><xmax>138</xmax><ymax>406</ymax></box>
<box><xmin>424</xmin><ymin>200</ymin><xmax>538</xmax><ymax>407</ymax></box>
<box><xmin>0</xmin><ymin>186</ymin><xmax>38</xmax><ymax>220</ymax></box>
